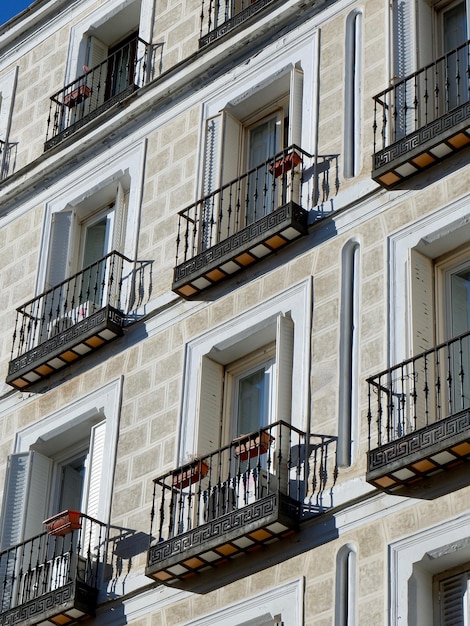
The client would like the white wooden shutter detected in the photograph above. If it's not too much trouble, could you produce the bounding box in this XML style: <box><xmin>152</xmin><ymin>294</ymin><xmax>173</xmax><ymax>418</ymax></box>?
<box><xmin>23</xmin><ymin>451</ymin><xmax>53</xmax><ymax>540</ymax></box>
<box><xmin>112</xmin><ymin>181</ymin><xmax>127</xmax><ymax>252</ymax></box>
<box><xmin>410</xmin><ymin>248</ymin><xmax>435</xmax><ymax>354</ymax></box>
<box><xmin>197</xmin><ymin>356</ymin><xmax>224</xmax><ymax>456</ymax></box>
<box><xmin>274</xmin><ymin>314</ymin><xmax>294</xmax><ymax>423</ymax></box>
<box><xmin>86</xmin><ymin>36</ymin><xmax>108</xmax><ymax>109</ymax></box>
<box><xmin>0</xmin><ymin>451</ymin><xmax>52</xmax><ymax>549</ymax></box>
<box><xmin>84</xmin><ymin>420</ymin><xmax>106</xmax><ymax>521</ymax></box>
<box><xmin>46</xmin><ymin>211</ymin><xmax>73</xmax><ymax>289</ymax></box>
<box><xmin>0</xmin><ymin>453</ymin><xmax>29</xmax><ymax>549</ymax></box>
<box><xmin>202</xmin><ymin>115</ymin><xmax>223</xmax><ymax>196</ymax></box>
<box><xmin>416</xmin><ymin>0</ymin><xmax>434</xmax><ymax>67</ymax></box>
<box><xmin>288</xmin><ymin>67</ymin><xmax>303</xmax><ymax>147</ymax></box>
<box><xmin>221</xmin><ymin>110</ymin><xmax>242</xmax><ymax>185</ymax></box>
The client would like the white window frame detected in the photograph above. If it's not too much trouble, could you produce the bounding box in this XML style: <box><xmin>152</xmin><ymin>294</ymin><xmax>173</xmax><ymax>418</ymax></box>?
<box><xmin>390</xmin><ymin>511</ymin><xmax>470</xmax><ymax>626</ymax></box>
<box><xmin>183</xmin><ymin>578</ymin><xmax>304</xmax><ymax>626</ymax></box>
<box><xmin>389</xmin><ymin>194</ymin><xmax>470</xmax><ymax>366</ymax></box>
<box><xmin>0</xmin><ymin>67</ymin><xmax>18</xmax><ymax>178</ymax></box>
<box><xmin>0</xmin><ymin>378</ymin><xmax>122</xmax><ymax>548</ymax></box>
<box><xmin>178</xmin><ymin>279</ymin><xmax>312</xmax><ymax>463</ymax></box>
<box><xmin>37</xmin><ymin>140</ymin><xmax>145</xmax><ymax>296</ymax></box>
<box><xmin>64</xmin><ymin>0</ymin><xmax>153</xmax><ymax>86</ymax></box>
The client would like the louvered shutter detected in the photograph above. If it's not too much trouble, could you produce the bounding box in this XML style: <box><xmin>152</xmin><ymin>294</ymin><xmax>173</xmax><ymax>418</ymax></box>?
<box><xmin>288</xmin><ymin>67</ymin><xmax>303</xmax><ymax>147</ymax></box>
<box><xmin>0</xmin><ymin>451</ymin><xmax>52</xmax><ymax>549</ymax></box>
<box><xmin>274</xmin><ymin>314</ymin><xmax>294</xmax><ymax>423</ymax></box>
<box><xmin>86</xmin><ymin>36</ymin><xmax>108</xmax><ymax>110</ymax></box>
<box><xmin>85</xmin><ymin>420</ymin><xmax>106</xmax><ymax>520</ymax></box>
<box><xmin>438</xmin><ymin>571</ymin><xmax>470</xmax><ymax>626</ymax></box>
<box><xmin>416</xmin><ymin>0</ymin><xmax>434</xmax><ymax>67</ymax></box>
<box><xmin>409</xmin><ymin>248</ymin><xmax>436</xmax><ymax>428</ymax></box>
<box><xmin>197</xmin><ymin>356</ymin><xmax>224</xmax><ymax>456</ymax></box>
<box><xmin>46</xmin><ymin>211</ymin><xmax>73</xmax><ymax>289</ymax></box>
<box><xmin>112</xmin><ymin>181</ymin><xmax>127</xmax><ymax>252</ymax></box>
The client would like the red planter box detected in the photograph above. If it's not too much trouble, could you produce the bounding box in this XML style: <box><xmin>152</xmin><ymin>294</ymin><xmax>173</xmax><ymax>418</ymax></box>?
<box><xmin>234</xmin><ymin>431</ymin><xmax>275</xmax><ymax>461</ymax></box>
<box><xmin>44</xmin><ymin>510</ymin><xmax>82</xmax><ymax>536</ymax></box>
<box><xmin>172</xmin><ymin>460</ymin><xmax>209</xmax><ymax>489</ymax></box>
<box><xmin>64</xmin><ymin>85</ymin><xmax>91</xmax><ymax>108</ymax></box>
<box><xmin>269</xmin><ymin>150</ymin><xmax>302</xmax><ymax>178</ymax></box>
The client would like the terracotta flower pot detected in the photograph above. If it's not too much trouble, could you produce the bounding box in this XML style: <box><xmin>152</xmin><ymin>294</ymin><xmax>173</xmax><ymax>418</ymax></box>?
<box><xmin>44</xmin><ymin>510</ymin><xmax>82</xmax><ymax>536</ymax></box>
<box><xmin>234</xmin><ymin>431</ymin><xmax>275</xmax><ymax>461</ymax></box>
<box><xmin>269</xmin><ymin>150</ymin><xmax>302</xmax><ymax>178</ymax></box>
<box><xmin>64</xmin><ymin>85</ymin><xmax>91</xmax><ymax>108</ymax></box>
<box><xmin>172</xmin><ymin>460</ymin><xmax>209</xmax><ymax>489</ymax></box>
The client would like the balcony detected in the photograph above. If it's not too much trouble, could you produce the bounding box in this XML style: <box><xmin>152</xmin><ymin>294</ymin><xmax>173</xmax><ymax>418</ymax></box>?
<box><xmin>367</xmin><ymin>331</ymin><xmax>470</xmax><ymax>492</ymax></box>
<box><xmin>6</xmin><ymin>251</ymin><xmax>136</xmax><ymax>390</ymax></box>
<box><xmin>45</xmin><ymin>36</ymin><xmax>159</xmax><ymax>150</ymax></box>
<box><xmin>372</xmin><ymin>39</ymin><xmax>470</xmax><ymax>188</ymax></box>
<box><xmin>199</xmin><ymin>0</ymin><xmax>278</xmax><ymax>47</ymax></box>
<box><xmin>146</xmin><ymin>421</ymin><xmax>337</xmax><ymax>584</ymax></box>
<box><xmin>0</xmin><ymin>513</ymin><xmax>105</xmax><ymax>626</ymax></box>
<box><xmin>173</xmin><ymin>146</ymin><xmax>324</xmax><ymax>298</ymax></box>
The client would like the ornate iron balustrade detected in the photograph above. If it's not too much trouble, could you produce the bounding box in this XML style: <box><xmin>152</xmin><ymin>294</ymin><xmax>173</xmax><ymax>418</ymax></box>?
<box><xmin>199</xmin><ymin>0</ymin><xmax>276</xmax><ymax>47</ymax></box>
<box><xmin>146</xmin><ymin>421</ymin><xmax>337</xmax><ymax>583</ymax></box>
<box><xmin>372</xmin><ymin>38</ymin><xmax>470</xmax><ymax>187</ymax></box>
<box><xmin>7</xmin><ymin>251</ymin><xmax>138</xmax><ymax>389</ymax></box>
<box><xmin>45</xmin><ymin>36</ymin><xmax>159</xmax><ymax>150</ymax></box>
<box><xmin>367</xmin><ymin>331</ymin><xmax>470</xmax><ymax>490</ymax></box>
<box><xmin>173</xmin><ymin>146</ymin><xmax>334</xmax><ymax>297</ymax></box>
<box><xmin>0</xmin><ymin>513</ymin><xmax>106</xmax><ymax>626</ymax></box>
<box><xmin>0</xmin><ymin>139</ymin><xmax>16</xmax><ymax>181</ymax></box>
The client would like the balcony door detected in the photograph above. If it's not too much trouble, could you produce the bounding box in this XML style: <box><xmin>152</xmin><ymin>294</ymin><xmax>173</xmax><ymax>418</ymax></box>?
<box><xmin>245</xmin><ymin>114</ymin><xmax>281</xmax><ymax>226</ymax></box>
<box><xmin>446</xmin><ymin>262</ymin><xmax>470</xmax><ymax>412</ymax></box>
<box><xmin>439</xmin><ymin>0</ymin><xmax>469</xmax><ymax>110</ymax></box>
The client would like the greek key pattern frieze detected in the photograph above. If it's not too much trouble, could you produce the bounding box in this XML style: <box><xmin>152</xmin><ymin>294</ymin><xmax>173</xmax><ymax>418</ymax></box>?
<box><xmin>174</xmin><ymin>204</ymin><xmax>306</xmax><ymax>284</ymax></box>
<box><xmin>373</xmin><ymin>101</ymin><xmax>470</xmax><ymax>170</ymax></box>
<box><xmin>199</xmin><ymin>0</ymin><xmax>274</xmax><ymax>47</ymax></box>
<box><xmin>148</xmin><ymin>494</ymin><xmax>279</xmax><ymax>567</ymax></box>
<box><xmin>368</xmin><ymin>411</ymin><xmax>470</xmax><ymax>471</ymax></box>
<box><xmin>0</xmin><ymin>583</ymin><xmax>74</xmax><ymax>626</ymax></box>
<box><xmin>8</xmin><ymin>307</ymin><xmax>123</xmax><ymax>376</ymax></box>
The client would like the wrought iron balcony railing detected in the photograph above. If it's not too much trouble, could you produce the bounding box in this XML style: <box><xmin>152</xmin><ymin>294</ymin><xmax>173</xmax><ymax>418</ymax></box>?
<box><xmin>0</xmin><ymin>139</ymin><xmax>16</xmax><ymax>181</ymax></box>
<box><xmin>0</xmin><ymin>513</ymin><xmax>106</xmax><ymax>626</ymax></box>
<box><xmin>199</xmin><ymin>0</ymin><xmax>277</xmax><ymax>47</ymax></box>
<box><xmin>173</xmin><ymin>146</ymin><xmax>333</xmax><ymax>297</ymax></box>
<box><xmin>146</xmin><ymin>421</ymin><xmax>337</xmax><ymax>583</ymax></box>
<box><xmin>372</xmin><ymin>38</ymin><xmax>470</xmax><ymax>187</ymax></box>
<box><xmin>7</xmin><ymin>251</ymin><xmax>137</xmax><ymax>390</ymax></box>
<box><xmin>45</xmin><ymin>36</ymin><xmax>159</xmax><ymax>150</ymax></box>
<box><xmin>367</xmin><ymin>330</ymin><xmax>470</xmax><ymax>491</ymax></box>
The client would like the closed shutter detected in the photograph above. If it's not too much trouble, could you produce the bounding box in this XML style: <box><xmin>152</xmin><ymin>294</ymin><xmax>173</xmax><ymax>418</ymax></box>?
<box><xmin>197</xmin><ymin>356</ymin><xmax>224</xmax><ymax>456</ymax></box>
<box><xmin>274</xmin><ymin>314</ymin><xmax>294</xmax><ymax>423</ymax></box>
<box><xmin>409</xmin><ymin>248</ymin><xmax>436</xmax><ymax>428</ymax></box>
<box><xmin>112</xmin><ymin>181</ymin><xmax>127</xmax><ymax>252</ymax></box>
<box><xmin>81</xmin><ymin>421</ymin><xmax>106</xmax><ymax>556</ymax></box>
<box><xmin>46</xmin><ymin>211</ymin><xmax>73</xmax><ymax>289</ymax></box>
<box><xmin>288</xmin><ymin>67</ymin><xmax>303</xmax><ymax>147</ymax></box>
<box><xmin>0</xmin><ymin>451</ymin><xmax>52</xmax><ymax>549</ymax></box>
<box><xmin>437</xmin><ymin>570</ymin><xmax>470</xmax><ymax>625</ymax></box>
<box><xmin>86</xmin><ymin>36</ymin><xmax>109</xmax><ymax>109</ymax></box>
<box><xmin>416</xmin><ymin>0</ymin><xmax>434</xmax><ymax>67</ymax></box>
<box><xmin>219</xmin><ymin>111</ymin><xmax>242</xmax><ymax>243</ymax></box>
<box><xmin>85</xmin><ymin>421</ymin><xmax>106</xmax><ymax>520</ymax></box>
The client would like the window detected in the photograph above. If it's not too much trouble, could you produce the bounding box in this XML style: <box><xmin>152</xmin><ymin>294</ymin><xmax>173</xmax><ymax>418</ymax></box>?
<box><xmin>0</xmin><ymin>379</ymin><xmax>121</xmax><ymax>547</ymax></box>
<box><xmin>390</xmin><ymin>512</ymin><xmax>470</xmax><ymax>626</ymax></box>
<box><xmin>178</xmin><ymin>279</ymin><xmax>311</xmax><ymax>462</ymax></box>
<box><xmin>196</xmin><ymin>315</ymin><xmax>293</xmax><ymax>457</ymax></box>
<box><xmin>199</xmin><ymin>65</ymin><xmax>303</xmax><ymax>247</ymax></box>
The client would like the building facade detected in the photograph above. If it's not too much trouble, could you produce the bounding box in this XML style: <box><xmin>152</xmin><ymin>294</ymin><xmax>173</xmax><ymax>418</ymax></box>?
<box><xmin>0</xmin><ymin>0</ymin><xmax>469</xmax><ymax>624</ymax></box>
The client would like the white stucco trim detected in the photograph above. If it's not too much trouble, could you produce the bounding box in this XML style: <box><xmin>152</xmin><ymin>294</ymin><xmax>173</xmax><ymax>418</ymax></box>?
<box><xmin>14</xmin><ymin>377</ymin><xmax>122</xmax><ymax>524</ymax></box>
<box><xmin>184</xmin><ymin>577</ymin><xmax>304</xmax><ymax>625</ymax></box>
<box><xmin>178</xmin><ymin>278</ymin><xmax>313</xmax><ymax>463</ymax></box>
